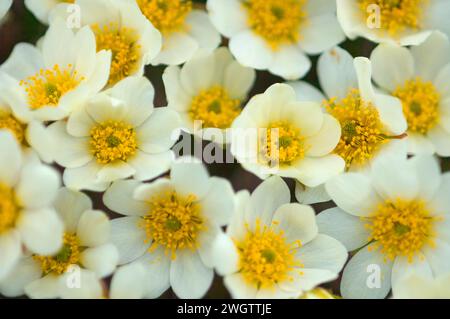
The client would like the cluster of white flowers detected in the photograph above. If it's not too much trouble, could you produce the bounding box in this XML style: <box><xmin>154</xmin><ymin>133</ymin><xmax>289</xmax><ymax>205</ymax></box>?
<box><xmin>0</xmin><ymin>0</ymin><xmax>450</xmax><ymax>299</ymax></box>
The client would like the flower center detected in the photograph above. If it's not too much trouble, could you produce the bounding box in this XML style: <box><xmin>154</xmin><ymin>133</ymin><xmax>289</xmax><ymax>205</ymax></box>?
<box><xmin>92</xmin><ymin>23</ymin><xmax>141</xmax><ymax>86</ymax></box>
<box><xmin>137</xmin><ymin>0</ymin><xmax>192</xmax><ymax>35</ymax></box>
<box><xmin>189</xmin><ymin>86</ymin><xmax>241</xmax><ymax>129</ymax></box>
<box><xmin>0</xmin><ymin>110</ymin><xmax>25</xmax><ymax>144</ymax></box>
<box><xmin>90</xmin><ymin>120</ymin><xmax>138</xmax><ymax>164</ymax></box>
<box><xmin>365</xmin><ymin>199</ymin><xmax>439</xmax><ymax>261</ymax></box>
<box><xmin>34</xmin><ymin>233</ymin><xmax>81</xmax><ymax>275</ymax></box>
<box><xmin>0</xmin><ymin>183</ymin><xmax>19</xmax><ymax>235</ymax></box>
<box><xmin>20</xmin><ymin>64</ymin><xmax>83</xmax><ymax>110</ymax></box>
<box><xmin>243</xmin><ymin>0</ymin><xmax>307</xmax><ymax>49</ymax></box>
<box><xmin>141</xmin><ymin>191</ymin><xmax>204</xmax><ymax>259</ymax></box>
<box><xmin>259</xmin><ymin>121</ymin><xmax>305</xmax><ymax>167</ymax></box>
<box><xmin>326</xmin><ymin>89</ymin><xmax>390</xmax><ymax>169</ymax></box>
<box><xmin>359</xmin><ymin>0</ymin><xmax>427</xmax><ymax>35</ymax></box>
<box><xmin>393</xmin><ymin>78</ymin><xmax>440</xmax><ymax>134</ymax></box>
<box><xmin>236</xmin><ymin>219</ymin><xmax>302</xmax><ymax>289</ymax></box>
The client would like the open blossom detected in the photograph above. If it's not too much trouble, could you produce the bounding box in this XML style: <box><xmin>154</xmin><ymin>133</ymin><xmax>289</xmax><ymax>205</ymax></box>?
<box><xmin>231</xmin><ymin>83</ymin><xmax>344</xmax><ymax>187</ymax></box>
<box><xmin>46</xmin><ymin>76</ymin><xmax>180</xmax><ymax>192</ymax></box>
<box><xmin>163</xmin><ymin>47</ymin><xmax>255</xmax><ymax>142</ymax></box>
<box><xmin>0</xmin><ymin>18</ymin><xmax>111</xmax><ymax>122</ymax></box>
<box><xmin>207</xmin><ymin>0</ymin><xmax>345</xmax><ymax>80</ymax></box>
<box><xmin>0</xmin><ymin>132</ymin><xmax>63</xmax><ymax>282</ymax></box>
<box><xmin>337</xmin><ymin>0</ymin><xmax>450</xmax><ymax>45</ymax></box>
<box><xmin>104</xmin><ymin>157</ymin><xmax>236</xmax><ymax>298</ymax></box>
<box><xmin>0</xmin><ymin>188</ymin><xmax>119</xmax><ymax>299</ymax></box>
<box><xmin>370</xmin><ymin>31</ymin><xmax>450</xmax><ymax>156</ymax></box>
<box><xmin>214</xmin><ymin>176</ymin><xmax>347</xmax><ymax>298</ymax></box>
<box><xmin>132</xmin><ymin>0</ymin><xmax>220</xmax><ymax>65</ymax></box>
<box><xmin>51</xmin><ymin>0</ymin><xmax>162</xmax><ymax>86</ymax></box>
<box><xmin>319</xmin><ymin>154</ymin><xmax>450</xmax><ymax>299</ymax></box>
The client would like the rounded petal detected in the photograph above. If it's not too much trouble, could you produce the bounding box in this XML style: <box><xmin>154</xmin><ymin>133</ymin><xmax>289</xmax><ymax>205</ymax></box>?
<box><xmin>0</xmin><ymin>131</ymin><xmax>22</xmax><ymax>186</ymax></box>
<box><xmin>295</xmin><ymin>155</ymin><xmax>345</xmax><ymax>188</ymax></box>
<box><xmin>53</xmin><ymin>188</ymin><xmax>92</xmax><ymax>233</ymax></box>
<box><xmin>213</xmin><ymin>232</ymin><xmax>239</xmax><ymax>276</ymax></box>
<box><xmin>229</xmin><ymin>30</ymin><xmax>274</xmax><ymax>70</ymax></box>
<box><xmin>206</xmin><ymin>0</ymin><xmax>247</xmax><ymax>38</ymax></box>
<box><xmin>80</xmin><ymin>243</ymin><xmax>119</xmax><ymax>278</ymax></box>
<box><xmin>110</xmin><ymin>263</ymin><xmax>147</xmax><ymax>299</ymax></box>
<box><xmin>0</xmin><ymin>231</ymin><xmax>22</xmax><ymax>281</ymax></box>
<box><xmin>305</xmin><ymin>114</ymin><xmax>341</xmax><ymax>157</ymax></box>
<box><xmin>0</xmin><ymin>257</ymin><xmax>41</xmax><ymax>297</ymax></box>
<box><xmin>103</xmin><ymin>180</ymin><xmax>149</xmax><ymax>216</ymax></box>
<box><xmin>77</xmin><ymin>210</ymin><xmax>111</xmax><ymax>247</ymax></box>
<box><xmin>268</xmin><ymin>45</ymin><xmax>311</xmax><ymax>80</ymax></box>
<box><xmin>171</xmin><ymin>156</ymin><xmax>211</xmax><ymax>199</ymax></box>
<box><xmin>199</xmin><ymin>177</ymin><xmax>235</xmax><ymax>226</ymax></box>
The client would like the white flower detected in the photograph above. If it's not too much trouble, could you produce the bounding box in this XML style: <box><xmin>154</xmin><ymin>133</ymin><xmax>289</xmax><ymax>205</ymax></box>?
<box><xmin>207</xmin><ymin>0</ymin><xmax>345</xmax><ymax>80</ymax></box>
<box><xmin>0</xmin><ymin>18</ymin><xmax>111</xmax><ymax>122</ymax></box>
<box><xmin>0</xmin><ymin>0</ymin><xmax>12</xmax><ymax>21</ymax></box>
<box><xmin>231</xmin><ymin>83</ymin><xmax>344</xmax><ymax>188</ymax></box>
<box><xmin>46</xmin><ymin>76</ymin><xmax>180</xmax><ymax>192</ymax></box>
<box><xmin>370</xmin><ymin>31</ymin><xmax>450</xmax><ymax>156</ymax></box>
<box><xmin>163</xmin><ymin>47</ymin><xmax>255</xmax><ymax>141</ymax></box>
<box><xmin>337</xmin><ymin>0</ymin><xmax>450</xmax><ymax>46</ymax></box>
<box><xmin>214</xmin><ymin>176</ymin><xmax>347</xmax><ymax>299</ymax></box>
<box><xmin>51</xmin><ymin>0</ymin><xmax>162</xmax><ymax>86</ymax></box>
<box><xmin>319</xmin><ymin>154</ymin><xmax>450</xmax><ymax>299</ymax></box>
<box><xmin>24</xmin><ymin>0</ymin><xmax>74</xmax><ymax>24</ymax></box>
<box><xmin>132</xmin><ymin>0</ymin><xmax>220</xmax><ymax>65</ymax></box>
<box><xmin>0</xmin><ymin>188</ymin><xmax>119</xmax><ymax>299</ymax></box>
<box><xmin>0</xmin><ymin>131</ymin><xmax>62</xmax><ymax>282</ymax></box>
<box><xmin>104</xmin><ymin>156</ymin><xmax>236</xmax><ymax>298</ymax></box>
<box><xmin>290</xmin><ymin>47</ymin><xmax>408</xmax><ymax>172</ymax></box>
<box><xmin>393</xmin><ymin>272</ymin><xmax>450</xmax><ymax>299</ymax></box>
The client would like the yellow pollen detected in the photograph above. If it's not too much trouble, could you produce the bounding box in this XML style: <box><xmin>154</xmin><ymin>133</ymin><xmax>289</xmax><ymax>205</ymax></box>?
<box><xmin>90</xmin><ymin>120</ymin><xmax>138</xmax><ymax>164</ymax></box>
<box><xmin>189</xmin><ymin>86</ymin><xmax>241</xmax><ymax>129</ymax></box>
<box><xmin>92</xmin><ymin>23</ymin><xmax>141</xmax><ymax>86</ymax></box>
<box><xmin>259</xmin><ymin>121</ymin><xmax>305</xmax><ymax>167</ymax></box>
<box><xmin>34</xmin><ymin>233</ymin><xmax>81</xmax><ymax>275</ymax></box>
<box><xmin>236</xmin><ymin>219</ymin><xmax>302</xmax><ymax>289</ymax></box>
<box><xmin>0</xmin><ymin>110</ymin><xmax>25</xmax><ymax>144</ymax></box>
<box><xmin>393</xmin><ymin>78</ymin><xmax>440</xmax><ymax>134</ymax></box>
<box><xmin>0</xmin><ymin>183</ymin><xmax>20</xmax><ymax>234</ymax></box>
<box><xmin>359</xmin><ymin>0</ymin><xmax>428</xmax><ymax>36</ymax></box>
<box><xmin>326</xmin><ymin>89</ymin><xmax>392</xmax><ymax>169</ymax></box>
<box><xmin>137</xmin><ymin>0</ymin><xmax>192</xmax><ymax>35</ymax></box>
<box><xmin>364</xmin><ymin>199</ymin><xmax>439</xmax><ymax>262</ymax></box>
<box><xmin>20</xmin><ymin>64</ymin><xmax>83</xmax><ymax>110</ymax></box>
<box><xmin>243</xmin><ymin>0</ymin><xmax>307</xmax><ymax>49</ymax></box>
<box><xmin>141</xmin><ymin>191</ymin><xmax>204</xmax><ymax>259</ymax></box>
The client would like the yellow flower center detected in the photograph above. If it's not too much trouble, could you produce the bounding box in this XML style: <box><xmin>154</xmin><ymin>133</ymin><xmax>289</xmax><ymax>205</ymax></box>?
<box><xmin>359</xmin><ymin>0</ymin><xmax>428</xmax><ymax>36</ymax></box>
<box><xmin>90</xmin><ymin>120</ymin><xmax>138</xmax><ymax>164</ymax></box>
<box><xmin>243</xmin><ymin>0</ymin><xmax>307</xmax><ymax>49</ymax></box>
<box><xmin>92</xmin><ymin>23</ymin><xmax>141</xmax><ymax>86</ymax></box>
<box><xmin>0</xmin><ymin>110</ymin><xmax>25</xmax><ymax>144</ymax></box>
<box><xmin>20</xmin><ymin>64</ymin><xmax>83</xmax><ymax>110</ymax></box>
<box><xmin>393</xmin><ymin>78</ymin><xmax>440</xmax><ymax>134</ymax></box>
<box><xmin>365</xmin><ymin>199</ymin><xmax>439</xmax><ymax>261</ymax></box>
<box><xmin>236</xmin><ymin>219</ymin><xmax>302</xmax><ymax>289</ymax></box>
<box><xmin>259</xmin><ymin>121</ymin><xmax>305</xmax><ymax>167</ymax></box>
<box><xmin>326</xmin><ymin>89</ymin><xmax>393</xmax><ymax>169</ymax></box>
<box><xmin>0</xmin><ymin>183</ymin><xmax>19</xmax><ymax>235</ymax></box>
<box><xmin>189</xmin><ymin>86</ymin><xmax>241</xmax><ymax>129</ymax></box>
<box><xmin>141</xmin><ymin>191</ymin><xmax>204</xmax><ymax>259</ymax></box>
<box><xmin>137</xmin><ymin>0</ymin><xmax>192</xmax><ymax>35</ymax></box>
<box><xmin>34</xmin><ymin>233</ymin><xmax>81</xmax><ymax>275</ymax></box>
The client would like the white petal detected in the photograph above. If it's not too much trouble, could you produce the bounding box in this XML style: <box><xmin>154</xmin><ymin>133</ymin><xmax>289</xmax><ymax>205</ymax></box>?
<box><xmin>428</xmin><ymin>125</ymin><xmax>450</xmax><ymax>157</ymax></box>
<box><xmin>295</xmin><ymin>155</ymin><xmax>345</xmax><ymax>188</ymax></box>
<box><xmin>171</xmin><ymin>156</ymin><xmax>211</xmax><ymax>199</ymax></box>
<box><xmin>185</xmin><ymin>10</ymin><xmax>221</xmax><ymax>51</ymax></box>
<box><xmin>406</xmin><ymin>133</ymin><xmax>436</xmax><ymax>155</ymax></box>
<box><xmin>152</xmin><ymin>33</ymin><xmax>198</xmax><ymax>66</ymax></box>
<box><xmin>305</xmin><ymin>114</ymin><xmax>341</xmax><ymax>157</ymax></box>
<box><xmin>206</xmin><ymin>0</ymin><xmax>247</xmax><ymax>38</ymax></box>
<box><xmin>0</xmin><ymin>257</ymin><xmax>41</xmax><ymax>297</ymax></box>
<box><xmin>224</xmin><ymin>273</ymin><xmax>258</xmax><ymax>299</ymax></box>
<box><xmin>408</xmin><ymin>155</ymin><xmax>441</xmax><ymax>202</ymax></box>
<box><xmin>213</xmin><ymin>232</ymin><xmax>239</xmax><ymax>276</ymax></box>
<box><xmin>391</xmin><ymin>254</ymin><xmax>433</xmax><ymax>288</ymax></box>
<box><xmin>317</xmin><ymin>207</ymin><xmax>370</xmax><ymax>252</ymax></box>
<box><xmin>224</xmin><ymin>61</ymin><xmax>256</xmax><ymax>100</ymax></box>
<box><xmin>288</xmin><ymin>81</ymin><xmax>326</xmax><ymax>102</ymax></box>
<box><xmin>96</xmin><ymin>162</ymin><xmax>136</xmax><ymax>183</ymax></box>
<box><xmin>295</xmin><ymin>183</ymin><xmax>331</xmax><ymax>205</ymax></box>
<box><xmin>170</xmin><ymin>250</ymin><xmax>214</xmax><ymax>299</ymax></box>
<box><xmin>423</xmin><ymin>239</ymin><xmax>450</xmax><ymax>276</ymax></box>
<box><xmin>25</xmin><ymin>274</ymin><xmax>61</xmax><ymax>299</ymax></box>
<box><xmin>430</xmin><ymin>173</ymin><xmax>450</xmax><ymax>216</ymax></box>
<box><xmin>279</xmin><ymin>268</ymin><xmax>337</xmax><ymax>294</ymax></box>
<box><xmin>0</xmin><ymin>231</ymin><xmax>21</xmax><ymax>281</ymax></box>
<box><xmin>110</xmin><ymin>216</ymin><xmax>149</xmax><ymax>265</ymax></box>
<box><xmin>26</xmin><ymin>121</ymin><xmax>55</xmax><ymax>163</ymax></box>
<box><xmin>199</xmin><ymin>177</ymin><xmax>235</xmax><ymax>226</ymax></box>
<box><xmin>77</xmin><ymin>210</ymin><xmax>110</xmax><ymax>247</ymax></box>
<box><xmin>53</xmin><ymin>188</ymin><xmax>92</xmax><ymax>233</ymax></box>
<box><xmin>63</xmin><ymin>161</ymin><xmax>108</xmax><ymax>192</ymax></box>
<box><xmin>129</xmin><ymin>151</ymin><xmax>173</xmax><ymax>182</ymax></box>
<box><xmin>229</xmin><ymin>30</ymin><xmax>274</xmax><ymax>70</ymax></box>
<box><xmin>103</xmin><ymin>180</ymin><xmax>149</xmax><ymax>216</ymax></box>
<box><xmin>80</xmin><ymin>243</ymin><xmax>118</xmax><ymax>278</ymax></box>
<box><xmin>374</xmin><ymin>94</ymin><xmax>407</xmax><ymax>135</ymax></box>
<box><xmin>268</xmin><ymin>45</ymin><xmax>311</xmax><ymax>80</ymax></box>
<box><xmin>354</xmin><ymin>57</ymin><xmax>376</xmax><ymax>103</ymax></box>
<box><xmin>110</xmin><ymin>263</ymin><xmax>147</xmax><ymax>299</ymax></box>
<box><xmin>59</xmin><ymin>269</ymin><xmax>103</xmax><ymax>299</ymax></box>
<box><xmin>0</xmin><ymin>131</ymin><xmax>22</xmax><ymax>186</ymax></box>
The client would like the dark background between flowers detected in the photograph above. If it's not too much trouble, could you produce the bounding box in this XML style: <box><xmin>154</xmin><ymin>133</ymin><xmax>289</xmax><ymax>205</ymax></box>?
<box><xmin>1</xmin><ymin>0</ymin><xmax>449</xmax><ymax>299</ymax></box>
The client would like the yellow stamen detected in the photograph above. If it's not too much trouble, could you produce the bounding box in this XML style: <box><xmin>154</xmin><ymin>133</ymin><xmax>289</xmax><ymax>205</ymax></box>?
<box><xmin>90</xmin><ymin>120</ymin><xmax>138</xmax><ymax>164</ymax></box>
<box><xmin>0</xmin><ymin>110</ymin><xmax>25</xmax><ymax>144</ymax></box>
<box><xmin>364</xmin><ymin>199</ymin><xmax>439</xmax><ymax>262</ymax></box>
<box><xmin>326</xmin><ymin>89</ymin><xmax>391</xmax><ymax>169</ymax></box>
<box><xmin>189</xmin><ymin>86</ymin><xmax>241</xmax><ymax>129</ymax></box>
<box><xmin>393</xmin><ymin>78</ymin><xmax>440</xmax><ymax>134</ymax></box>
<box><xmin>0</xmin><ymin>183</ymin><xmax>19</xmax><ymax>234</ymax></box>
<box><xmin>243</xmin><ymin>0</ymin><xmax>307</xmax><ymax>49</ymax></box>
<box><xmin>34</xmin><ymin>233</ymin><xmax>81</xmax><ymax>275</ymax></box>
<box><xmin>141</xmin><ymin>191</ymin><xmax>204</xmax><ymax>259</ymax></box>
<box><xmin>92</xmin><ymin>23</ymin><xmax>141</xmax><ymax>86</ymax></box>
<box><xmin>20</xmin><ymin>64</ymin><xmax>83</xmax><ymax>110</ymax></box>
<box><xmin>259</xmin><ymin>121</ymin><xmax>305</xmax><ymax>167</ymax></box>
<box><xmin>236</xmin><ymin>219</ymin><xmax>302</xmax><ymax>289</ymax></box>
<box><xmin>359</xmin><ymin>0</ymin><xmax>428</xmax><ymax>36</ymax></box>
<box><xmin>137</xmin><ymin>0</ymin><xmax>192</xmax><ymax>35</ymax></box>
